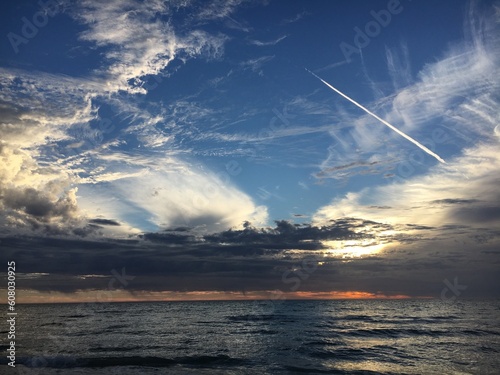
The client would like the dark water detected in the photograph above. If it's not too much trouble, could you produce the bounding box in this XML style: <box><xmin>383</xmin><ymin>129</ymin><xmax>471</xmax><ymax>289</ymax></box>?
<box><xmin>2</xmin><ymin>299</ymin><xmax>499</xmax><ymax>374</ymax></box>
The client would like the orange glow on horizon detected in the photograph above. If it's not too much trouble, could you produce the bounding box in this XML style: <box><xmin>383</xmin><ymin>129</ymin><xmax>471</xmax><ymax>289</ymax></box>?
<box><xmin>292</xmin><ymin>291</ymin><xmax>412</xmax><ymax>299</ymax></box>
<box><xmin>2</xmin><ymin>289</ymin><xmax>421</xmax><ymax>304</ymax></box>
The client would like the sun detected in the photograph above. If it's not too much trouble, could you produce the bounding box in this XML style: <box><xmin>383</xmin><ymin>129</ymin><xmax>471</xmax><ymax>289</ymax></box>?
<box><xmin>322</xmin><ymin>239</ymin><xmax>387</xmax><ymax>258</ymax></box>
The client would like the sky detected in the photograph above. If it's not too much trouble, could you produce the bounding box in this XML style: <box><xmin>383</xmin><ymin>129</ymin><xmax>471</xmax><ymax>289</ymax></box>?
<box><xmin>0</xmin><ymin>0</ymin><xmax>499</xmax><ymax>303</ymax></box>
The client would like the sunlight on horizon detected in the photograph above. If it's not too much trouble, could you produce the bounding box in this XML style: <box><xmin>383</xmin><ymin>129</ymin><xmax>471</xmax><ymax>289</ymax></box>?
<box><xmin>322</xmin><ymin>239</ymin><xmax>388</xmax><ymax>258</ymax></box>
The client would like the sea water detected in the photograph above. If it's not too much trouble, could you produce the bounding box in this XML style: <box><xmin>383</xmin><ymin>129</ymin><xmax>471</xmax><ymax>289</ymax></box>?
<box><xmin>2</xmin><ymin>299</ymin><xmax>499</xmax><ymax>374</ymax></box>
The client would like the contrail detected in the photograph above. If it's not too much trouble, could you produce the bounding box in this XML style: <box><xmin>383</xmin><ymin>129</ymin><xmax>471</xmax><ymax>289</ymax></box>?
<box><xmin>305</xmin><ymin>68</ymin><xmax>446</xmax><ymax>164</ymax></box>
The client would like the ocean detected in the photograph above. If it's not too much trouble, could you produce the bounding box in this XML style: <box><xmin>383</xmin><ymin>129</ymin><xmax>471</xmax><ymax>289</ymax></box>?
<box><xmin>2</xmin><ymin>299</ymin><xmax>499</xmax><ymax>374</ymax></box>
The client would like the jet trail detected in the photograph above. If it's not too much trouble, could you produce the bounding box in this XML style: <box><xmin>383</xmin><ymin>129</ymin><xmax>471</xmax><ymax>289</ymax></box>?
<box><xmin>305</xmin><ymin>68</ymin><xmax>446</xmax><ymax>164</ymax></box>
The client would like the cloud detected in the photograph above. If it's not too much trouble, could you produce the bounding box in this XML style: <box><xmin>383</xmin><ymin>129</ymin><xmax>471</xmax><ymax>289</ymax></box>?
<box><xmin>2</xmin><ymin>217</ymin><xmax>498</xmax><ymax>299</ymax></box>
<box><xmin>315</xmin><ymin>2</ymin><xmax>500</xmax><ymax>181</ymax></box>
<box><xmin>385</xmin><ymin>42</ymin><xmax>412</xmax><ymax>90</ymax></box>
<box><xmin>73</xmin><ymin>0</ymin><xmax>229</xmax><ymax>94</ymax></box>
<box><xmin>195</xmin><ymin>0</ymin><xmax>249</xmax><ymax>21</ymax></box>
<box><xmin>89</xmin><ymin>218</ymin><xmax>121</xmax><ymax>226</ymax></box>
<box><xmin>313</xmin><ymin>2</ymin><xmax>500</xmax><ymax>237</ymax></box>
<box><xmin>248</xmin><ymin>35</ymin><xmax>287</xmax><ymax>46</ymax></box>
<box><xmin>315</xmin><ymin>158</ymin><xmax>395</xmax><ymax>181</ymax></box>
<box><xmin>280</xmin><ymin>11</ymin><xmax>310</xmax><ymax>25</ymax></box>
<box><xmin>239</xmin><ymin>55</ymin><xmax>275</xmax><ymax>74</ymax></box>
<box><xmin>0</xmin><ymin>140</ymin><xmax>83</xmax><ymax>233</ymax></box>
<box><xmin>0</xmin><ymin>68</ymin><xmax>100</xmax><ymax>147</ymax></box>
<box><xmin>313</xmin><ymin>142</ymin><xmax>500</xmax><ymax>231</ymax></box>
<box><xmin>0</xmin><ymin>219</ymin><xmax>382</xmax><ymax>293</ymax></box>
<box><xmin>0</xmin><ymin>0</ymin><xmax>252</xmax><ymax>236</ymax></box>
<box><xmin>0</xmin><ymin>68</ymin><xmax>104</xmax><ymax>233</ymax></box>
<box><xmin>75</xmin><ymin>151</ymin><xmax>268</xmax><ymax>233</ymax></box>
<box><xmin>2</xmin><ymin>187</ymin><xmax>77</xmax><ymax>219</ymax></box>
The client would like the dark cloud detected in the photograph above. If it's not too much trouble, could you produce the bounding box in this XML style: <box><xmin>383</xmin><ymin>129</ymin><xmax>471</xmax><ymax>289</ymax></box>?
<box><xmin>432</xmin><ymin>199</ymin><xmax>480</xmax><ymax>205</ymax></box>
<box><xmin>203</xmin><ymin>219</ymin><xmax>373</xmax><ymax>248</ymax></box>
<box><xmin>315</xmin><ymin>161</ymin><xmax>380</xmax><ymax>179</ymax></box>
<box><xmin>314</xmin><ymin>159</ymin><xmax>396</xmax><ymax>181</ymax></box>
<box><xmin>0</xmin><ymin>219</ymin><xmax>371</xmax><ymax>292</ymax></box>
<box><xmin>2</xmin><ymin>188</ymin><xmax>76</xmax><ymax>219</ymax></box>
<box><xmin>1</xmin><ymin>216</ymin><xmax>499</xmax><ymax>298</ymax></box>
<box><xmin>89</xmin><ymin>218</ymin><xmax>121</xmax><ymax>226</ymax></box>
<box><xmin>403</xmin><ymin>224</ymin><xmax>435</xmax><ymax>230</ymax></box>
<box><xmin>452</xmin><ymin>206</ymin><xmax>500</xmax><ymax>223</ymax></box>
<box><xmin>141</xmin><ymin>231</ymin><xmax>197</xmax><ymax>244</ymax></box>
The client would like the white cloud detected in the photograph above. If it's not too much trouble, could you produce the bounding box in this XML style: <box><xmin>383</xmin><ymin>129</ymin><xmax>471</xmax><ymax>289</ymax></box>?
<box><xmin>313</xmin><ymin>142</ymin><xmax>500</xmax><ymax>228</ymax></box>
<box><xmin>239</xmin><ymin>55</ymin><xmax>275</xmax><ymax>74</ymax></box>
<box><xmin>0</xmin><ymin>68</ymin><xmax>100</xmax><ymax>147</ymax></box>
<box><xmin>0</xmin><ymin>69</ymin><xmax>100</xmax><ymax>232</ymax></box>
<box><xmin>280</xmin><ymin>11</ymin><xmax>309</xmax><ymax>25</ymax></box>
<box><xmin>196</xmin><ymin>0</ymin><xmax>248</xmax><ymax>21</ymax></box>
<box><xmin>249</xmin><ymin>35</ymin><xmax>287</xmax><ymax>46</ymax></box>
<box><xmin>74</xmin><ymin>0</ymin><xmax>228</xmax><ymax>94</ymax></box>
<box><xmin>77</xmin><ymin>152</ymin><xmax>268</xmax><ymax>232</ymax></box>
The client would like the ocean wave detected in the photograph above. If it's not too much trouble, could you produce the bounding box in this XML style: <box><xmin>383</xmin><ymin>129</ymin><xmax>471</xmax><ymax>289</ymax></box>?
<box><xmin>460</xmin><ymin>329</ymin><xmax>500</xmax><ymax>336</ymax></box>
<box><xmin>9</xmin><ymin>354</ymin><xmax>246</xmax><ymax>368</ymax></box>
<box><xmin>282</xmin><ymin>364</ymin><xmax>398</xmax><ymax>374</ymax></box>
<box><xmin>40</xmin><ymin>322</ymin><xmax>64</xmax><ymax>327</ymax></box>
<box><xmin>226</xmin><ymin>314</ymin><xmax>296</xmax><ymax>322</ymax></box>
<box><xmin>341</xmin><ymin>315</ymin><xmax>376</xmax><ymax>321</ymax></box>
<box><xmin>88</xmin><ymin>345</ymin><xmax>163</xmax><ymax>353</ymax></box>
<box><xmin>309</xmin><ymin>347</ymin><xmax>370</xmax><ymax>360</ymax></box>
<box><xmin>281</xmin><ymin>364</ymin><xmax>345</xmax><ymax>373</ymax></box>
<box><xmin>345</xmin><ymin>328</ymin><xmax>450</xmax><ymax>337</ymax></box>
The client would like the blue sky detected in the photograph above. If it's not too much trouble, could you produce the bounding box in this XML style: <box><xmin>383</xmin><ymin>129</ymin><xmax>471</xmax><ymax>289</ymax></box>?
<box><xmin>1</xmin><ymin>0</ymin><xmax>499</xmax><ymax>301</ymax></box>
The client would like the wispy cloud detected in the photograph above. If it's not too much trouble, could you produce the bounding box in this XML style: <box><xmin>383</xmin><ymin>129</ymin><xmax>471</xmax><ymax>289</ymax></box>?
<box><xmin>239</xmin><ymin>55</ymin><xmax>275</xmax><ymax>74</ymax></box>
<box><xmin>280</xmin><ymin>11</ymin><xmax>310</xmax><ymax>25</ymax></box>
<box><xmin>312</xmin><ymin>2</ymin><xmax>500</xmax><ymax>261</ymax></box>
<box><xmin>315</xmin><ymin>2</ymin><xmax>499</xmax><ymax>181</ymax></box>
<box><xmin>196</xmin><ymin>0</ymin><xmax>249</xmax><ymax>21</ymax></box>
<box><xmin>73</xmin><ymin>0</ymin><xmax>228</xmax><ymax>94</ymax></box>
<box><xmin>248</xmin><ymin>35</ymin><xmax>287</xmax><ymax>46</ymax></box>
<box><xmin>307</xmin><ymin>69</ymin><xmax>447</xmax><ymax>163</ymax></box>
<box><xmin>75</xmin><ymin>150</ymin><xmax>268</xmax><ymax>233</ymax></box>
<box><xmin>313</xmin><ymin>142</ymin><xmax>500</xmax><ymax>231</ymax></box>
